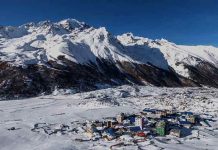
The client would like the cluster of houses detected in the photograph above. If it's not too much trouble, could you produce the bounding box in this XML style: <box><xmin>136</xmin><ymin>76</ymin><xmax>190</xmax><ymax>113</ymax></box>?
<box><xmin>83</xmin><ymin>108</ymin><xmax>201</xmax><ymax>142</ymax></box>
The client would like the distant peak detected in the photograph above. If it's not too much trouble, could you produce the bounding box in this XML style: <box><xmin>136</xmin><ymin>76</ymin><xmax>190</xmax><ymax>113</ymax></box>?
<box><xmin>153</xmin><ymin>38</ymin><xmax>175</xmax><ymax>46</ymax></box>
<box><xmin>124</xmin><ymin>32</ymin><xmax>134</xmax><ymax>37</ymax></box>
<box><xmin>58</xmin><ymin>18</ymin><xmax>81</xmax><ymax>25</ymax></box>
<box><xmin>58</xmin><ymin>18</ymin><xmax>89</xmax><ymax>30</ymax></box>
<box><xmin>156</xmin><ymin>38</ymin><xmax>170</xmax><ymax>43</ymax></box>
<box><xmin>19</xmin><ymin>22</ymin><xmax>36</xmax><ymax>29</ymax></box>
<box><xmin>37</xmin><ymin>20</ymin><xmax>52</xmax><ymax>26</ymax></box>
<box><xmin>96</xmin><ymin>27</ymin><xmax>108</xmax><ymax>34</ymax></box>
<box><xmin>117</xmin><ymin>33</ymin><xmax>150</xmax><ymax>45</ymax></box>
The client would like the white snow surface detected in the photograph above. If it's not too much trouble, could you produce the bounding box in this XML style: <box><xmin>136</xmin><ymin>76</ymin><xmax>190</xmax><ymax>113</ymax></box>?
<box><xmin>0</xmin><ymin>85</ymin><xmax>218</xmax><ymax>150</ymax></box>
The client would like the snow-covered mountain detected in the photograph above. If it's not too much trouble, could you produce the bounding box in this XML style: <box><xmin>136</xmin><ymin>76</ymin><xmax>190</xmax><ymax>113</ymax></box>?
<box><xmin>0</xmin><ymin>19</ymin><xmax>167</xmax><ymax>69</ymax></box>
<box><xmin>0</xmin><ymin>19</ymin><xmax>217</xmax><ymax>98</ymax></box>
<box><xmin>117</xmin><ymin>33</ymin><xmax>218</xmax><ymax>87</ymax></box>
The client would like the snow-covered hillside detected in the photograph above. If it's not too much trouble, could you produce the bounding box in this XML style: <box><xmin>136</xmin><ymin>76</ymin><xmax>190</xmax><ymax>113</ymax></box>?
<box><xmin>117</xmin><ymin>33</ymin><xmax>218</xmax><ymax>78</ymax></box>
<box><xmin>152</xmin><ymin>41</ymin><xmax>218</xmax><ymax>78</ymax></box>
<box><xmin>0</xmin><ymin>85</ymin><xmax>218</xmax><ymax>150</ymax></box>
<box><xmin>117</xmin><ymin>33</ymin><xmax>169</xmax><ymax>70</ymax></box>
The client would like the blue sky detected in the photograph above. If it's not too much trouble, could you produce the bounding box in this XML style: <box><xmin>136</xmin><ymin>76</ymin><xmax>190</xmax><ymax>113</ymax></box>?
<box><xmin>0</xmin><ymin>0</ymin><xmax>218</xmax><ymax>46</ymax></box>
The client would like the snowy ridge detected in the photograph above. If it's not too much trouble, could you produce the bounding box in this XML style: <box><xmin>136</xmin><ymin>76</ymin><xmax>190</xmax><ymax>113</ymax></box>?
<box><xmin>117</xmin><ymin>33</ymin><xmax>169</xmax><ymax>70</ymax></box>
<box><xmin>152</xmin><ymin>41</ymin><xmax>218</xmax><ymax>77</ymax></box>
<box><xmin>117</xmin><ymin>33</ymin><xmax>218</xmax><ymax>77</ymax></box>
<box><xmin>0</xmin><ymin>19</ymin><xmax>139</xmax><ymax>68</ymax></box>
<box><xmin>0</xmin><ymin>19</ymin><xmax>170</xmax><ymax>70</ymax></box>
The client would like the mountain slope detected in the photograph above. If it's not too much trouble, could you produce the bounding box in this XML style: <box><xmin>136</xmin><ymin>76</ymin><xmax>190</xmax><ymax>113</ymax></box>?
<box><xmin>0</xmin><ymin>19</ymin><xmax>217</xmax><ymax>98</ymax></box>
<box><xmin>117</xmin><ymin>33</ymin><xmax>218</xmax><ymax>87</ymax></box>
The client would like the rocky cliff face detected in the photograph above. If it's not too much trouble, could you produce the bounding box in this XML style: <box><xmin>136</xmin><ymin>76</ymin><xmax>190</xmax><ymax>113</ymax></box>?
<box><xmin>0</xmin><ymin>19</ymin><xmax>217</xmax><ymax>99</ymax></box>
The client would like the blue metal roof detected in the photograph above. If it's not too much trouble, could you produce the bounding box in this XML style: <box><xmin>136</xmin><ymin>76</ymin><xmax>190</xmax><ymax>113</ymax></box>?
<box><xmin>105</xmin><ymin>128</ymin><xmax>116</xmax><ymax>135</ymax></box>
<box><xmin>129</xmin><ymin>126</ymin><xmax>141</xmax><ymax>132</ymax></box>
<box><xmin>128</xmin><ymin>116</ymin><xmax>135</xmax><ymax>123</ymax></box>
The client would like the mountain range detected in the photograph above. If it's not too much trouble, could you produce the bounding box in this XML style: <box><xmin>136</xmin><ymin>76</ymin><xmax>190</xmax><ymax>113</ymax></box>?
<box><xmin>0</xmin><ymin>19</ymin><xmax>218</xmax><ymax>98</ymax></box>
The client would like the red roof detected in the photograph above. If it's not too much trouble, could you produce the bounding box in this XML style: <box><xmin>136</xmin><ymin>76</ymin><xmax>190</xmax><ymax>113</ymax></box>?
<box><xmin>137</xmin><ymin>132</ymin><xmax>146</xmax><ymax>137</ymax></box>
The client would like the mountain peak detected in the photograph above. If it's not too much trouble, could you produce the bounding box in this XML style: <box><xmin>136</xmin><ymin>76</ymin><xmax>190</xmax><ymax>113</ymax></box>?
<box><xmin>58</xmin><ymin>18</ymin><xmax>89</xmax><ymax>30</ymax></box>
<box><xmin>117</xmin><ymin>33</ymin><xmax>150</xmax><ymax>46</ymax></box>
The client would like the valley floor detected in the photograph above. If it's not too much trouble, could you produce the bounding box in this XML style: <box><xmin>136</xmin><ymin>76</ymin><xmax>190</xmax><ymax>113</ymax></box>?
<box><xmin>0</xmin><ymin>85</ymin><xmax>218</xmax><ymax>150</ymax></box>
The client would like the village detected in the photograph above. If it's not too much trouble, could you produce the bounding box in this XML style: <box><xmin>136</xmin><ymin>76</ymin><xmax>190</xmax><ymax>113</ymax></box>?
<box><xmin>30</xmin><ymin>106</ymin><xmax>213</xmax><ymax>148</ymax></box>
<box><xmin>81</xmin><ymin>108</ymin><xmax>210</xmax><ymax>143</ymax></box>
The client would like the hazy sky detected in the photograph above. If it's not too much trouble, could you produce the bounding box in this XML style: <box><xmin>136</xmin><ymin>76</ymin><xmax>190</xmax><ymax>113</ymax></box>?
<box><xmin>0</xmin><ymin>0</ymin><xmax>218</xmax><ymax>46</ymax></box>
